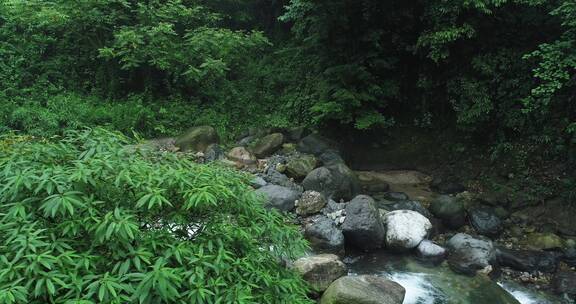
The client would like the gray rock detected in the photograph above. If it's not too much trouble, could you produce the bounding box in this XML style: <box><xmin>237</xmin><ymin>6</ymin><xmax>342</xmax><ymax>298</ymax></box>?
<box><xmin>237</xmin><ymin>135</ymin><xmax>256</xmax><ymax>147</ymax></box>
<box><xmin>496</xmin><ymin>247</ymin><xmax>559</xmax><ymax>273</ymax></box>
<box><xmin>227</xmin><ymin>146</ymin><xmax>257</xmax><ymax>165</ymax></box>
<box><xmin>249</xmin><ymin>176</ymin><xmax>267</xmax><ymax>189</ymax></box>
<box><xmin>174</xmin><ymin>126</ymin><xmax>219</xmax><ymax>152</ymax></box>
<box><xmin>416</xmin><ymin>240</ymin><xmax>447</xmax><ymax>260</ymax></box>
<box><xmin>431</xmin><ymin>178</ymin><xmax>466</xmax><ymax>194</ymax></box>
<box><xmin>293</xmin><ymin>254</ymin><xmax>347</xmax><ymax>293</ymax></box>
<box><xmin>430</xmin><ymin>195</ymin><xmax>466</xmax><ymax>229</ymax></box>
<box><xmin>322</xmin><ymin>200</ymin><xmax>346</xmax><ymax>214</ymax></box>
<box><xmin>302</xmin><ymin>164</ymin><xmax>360</xmax><ymax>201</ymax></box>
<box><xmin>469</xmin><ymin>207</ymin><xmax>503</xmax><ymax>237</ymax></box>
<box><xmin>552</xmin><ymin>270</ymin><xmax>576</xmax><ymax>296</ymax></box>
<box><xmin>251</xmin><ymin>133</ymin><xmax>284</xmax><ymax>158</ymax></box>
<box><xmin>204</xmin><ymin>144</ymin><xmax>224</xmax><ymax>162</ymax></box>
<box><xmin>319</xmin><ymin>149</ymin><xmax>345</xmax><ymax>166</ymax></box>
<box><xmin>320</xmin><ymin>275</ymin><xmax>405</xmax><ymax>304</ymax></box>
<box><xmin>263</xmin><ymin>168</ymin><xmax>301</xmax><ymax>190</ymax></box>
<box><xmin>256</xmin><ymin>185</ymin><xmax>301</xmax><ymax>212</ymax></box>
<box><xmin>296</xmin><ymin>191</ymin><xmax>327</xmax><ymax>216</ymax></box>
<box><xmin>384</xmin><ymin>192</ymin><xmax>409</xmax><ymax>201</ymax></box>
<box><xmin>297</xmin><ymin>133</ymin><xmax>340</xmax><ymax>156</ymax></box>
<box><xmin>446</xmin><ymin>233</ymin><xmax>495</xmax><ymax>275</ymax></box>
<box><xmin>304</xmin><ymin>216</ymin><xmax>345</xmax><ymax>255</ymax></box>
<box><xmin>342</xmin><ymin>195</ymin><xmax>385</xmax><ymax>251</ymax></box>
<box><xmin>389</xmin><ymin>200</ymin><xmax>432</xmax><ymax>218</ymax></box>
<box><xmin>383</xmin><ymin>210</ymin><xmax>432</xmax><ymax>251</ymax></box>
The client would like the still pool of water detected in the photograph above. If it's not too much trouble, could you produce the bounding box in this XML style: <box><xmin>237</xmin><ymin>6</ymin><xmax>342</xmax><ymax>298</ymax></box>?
<box><xmin>344</xmin><ymin>251</ymin><xmax>564</xmax><ymax>304</ymax></box>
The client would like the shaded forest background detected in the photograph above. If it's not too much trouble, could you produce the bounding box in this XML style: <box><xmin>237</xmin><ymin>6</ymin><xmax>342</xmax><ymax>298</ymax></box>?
<box><xmin>1</xmin><ymin>0</ymin><xmax>575</xmax><ymax>161</ymax></box>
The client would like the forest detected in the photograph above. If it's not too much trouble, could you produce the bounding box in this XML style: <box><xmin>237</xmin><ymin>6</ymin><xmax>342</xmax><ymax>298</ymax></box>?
<box><xmin>0</xmin><ymin>0</ymin><xmax>575</xmax><ymax>303</ymax></box>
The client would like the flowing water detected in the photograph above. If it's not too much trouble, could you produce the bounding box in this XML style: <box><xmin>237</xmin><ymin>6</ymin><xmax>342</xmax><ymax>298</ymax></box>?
<box><xmin>344</xmin><ymin>251</ymin><xmax>563</xmax><ymax>304</ymax></box>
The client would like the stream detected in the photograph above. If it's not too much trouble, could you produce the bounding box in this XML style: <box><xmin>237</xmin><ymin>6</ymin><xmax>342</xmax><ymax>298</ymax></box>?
<box><xmin>344</xmin><ymin>251</ymin><xmax>563</xmax><ymax>304</ymax></box>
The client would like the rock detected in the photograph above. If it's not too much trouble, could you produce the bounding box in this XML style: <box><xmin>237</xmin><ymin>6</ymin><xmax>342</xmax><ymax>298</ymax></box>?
<box><xmin>552</xmin><ymin>270</ymin><xmax>576</xmax><ymax>296</ymax></box>
<box><xmin>227</xmin><ymin>147</ymin><xmax>257</xmax><ymax>165</ymax></box>
<box><xmin>431</xmin><ymin>178</ymin><xmax>466</xmax><ymax>194</ymax></box>
<box><xmin>523</xmin><ymin>232</ymin><xmax>564</xmax><ymax>250</ymax></box>
<box><xmin>322</xmin><ymin>200</ymin><xmax>346</xmax><ymax>214</ymax></box>
<box><xmin>446</xmin><ymin>233</ymin><xmax>495</xmax><ymax>275</ymax></box>
<box><xmin>319</xmin><ymin>149</ymin><xmax>345</xmax><ymax>166</ymax></box>
<box><xmin>320</xmin><ymin>275</ymin><xmax>405</xmax><ymax>304</ymax></box>
<box><xmin>384</xmin><ymin>192</ymin><xmax>409</xmax><ymax>201</ymax></box>
<box><xmin>237</xmin><ymin>135</ymin><xmax>256</xmax><ymax>147</ymax></box>
<box><xmin>562</xmin><ymin>247</ymin><xmax>576</xmax><ymax>267</ymax></box>
<box><xmin>304</xmin><ymin>216</ymin><xmax>345</xmax><ymax>255</ymax></box>
<box><xmin>496</xmin><ymin>247</ymin><xmax>559</xmax><ymax>273</ymax></box>
<box><xmin>296</xmin><ymin>191</ymin><xmax>327</xmax><ymax>216</ymax></box>
<box><xmin>204</xmin><ymin>144</ymin><xmax>224</xmax><ymax>162</ymax></box>
<box><xmin>298</xmin><ymin>134</ymin><xmax>340</xmax><ymax>156</ymax></box>
<box><xmin>430</xmin><ymin>195</ymin><xmax>466</xmax><ymax>229</ymax></box>
<box><xmin>174</xmin><ymin>126</ymin><xmax>219</xmax><ymax>152</ymax></box>
<box><xmin>286</xmin><ymin>154</ymin><xmax>317</xmax><ymax>179</ymax></box>
<box><xmin>469</xmin><ymin>207</ymin><xmax>503</xmax><ymax>237</ymax></box>
<box><xmin>302</xmin><ymin>164</ymin><xmax>360</xmax><ymax>201</ymax></box>
<box><xmin>285</xmin><ymin>126</ymin><xmax>308</xmax><ymax>142</ymax></box>
<box><xmin>293</xmin><ymin>254</ymin><xmax>347</xmax><ymax>293</ymax></box>
<box><xmin>251</xmin><ymin>133</ymin><xmax>284</xmax><ymax>158</ymax></box>
<box><xmin>389</xmin><ymin>200</ymin><xmax>432</xmax><ymax>218</ymax></box>
<box><xmin>249</xmin><ymin>176</ymin><xmax>267</xmax><ymax>189</ymax></box>
<box><xmin>416</xmin><ymin>240</ymin><xmax>446</xmax><ymax>260</ymax></box>
<box><xmin>263</xmin><ymin>168</ymin><xmax>301</xmax><ymax>190</ymax></box>
<box><xmin>383</xmin><ymin>210</ymin><xmax>432</xmax><ymax>251</ymax></box>
<box><xmin>342</xmin><ymin>195</ymin><xmax>385</xmax><ymax>251</ymax></box>
<box><xmin>256</xmin><ymin>185</ymin><xmax>301</xmax><ymax>212</ymax></box>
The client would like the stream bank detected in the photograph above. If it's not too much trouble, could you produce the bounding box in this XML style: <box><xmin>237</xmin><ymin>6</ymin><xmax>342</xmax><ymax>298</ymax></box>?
<box><xmin>148</xmin><ymin>125</ymin><xmax>576</xmax><ymax>303</ymax></box>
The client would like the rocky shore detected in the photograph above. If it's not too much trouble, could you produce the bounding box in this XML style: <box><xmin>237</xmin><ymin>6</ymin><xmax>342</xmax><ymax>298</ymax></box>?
<box><xmin>149</xmin><ymin>126</ymin><xmax>576</xmax><ymax>303</ymax></box>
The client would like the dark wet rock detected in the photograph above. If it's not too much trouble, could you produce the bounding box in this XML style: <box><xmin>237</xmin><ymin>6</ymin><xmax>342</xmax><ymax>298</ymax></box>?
<box><xmin>263</xmin><ymin>168</ymin><xmax>301</xmax><ymax>190</ymax></box>
<box><xmin>237</xmin><ymin>135</ymin><xmax>256</xmax><ymax>147</ymax></box>
<box><xmin>469</xmin><ymin>207</ymin><xmax>503</xmax><ymax>237</ymax></box>
<box><xmin>322</xmin><ymin>200</ymin><xmax>346</xmax><ymax>215</ymax></box>
<box><xmin>430</xmin><ymin>195</ymin><xmax>466</xmax><ymax>229</ymax></box>
<box><xmin>296</xmin><ymin>191</ymin><xmax>327</xmax><ymax>216</ymax></box>
<box><xmin>286</xmin><ymin>154</ymin><xmax>317</xmax><ymax>179</ymax></box>
<box><xmin>446</xmin><ymin>233</ymin><xmax>495</xmax><ymax>275</ymax></box>
<box><xmin>251</xmin><ymin>133</ymin><xmax>284</xmax><ymax>158</ymax></box>
<box><xmin>285</xmin><ymin>126</ymin><xmax>309</xmax><ymax>142</ymax></box>
<box><xmin>562</xmin><ymin>247</ymin><xmax>576</xmax><ymax>267</ymax></box>
<box><xmin>255</xmin><ymin>185</ymin><xmax>301</xmax><ymax>212</ymax></box>
<box><xmin>302</xmin><ymin>164</ymin><xmax>360</xmax><ymax>201</ymax></box>
<box><xmin>204</xmin><ymin>144</ymin><xmax>224</xmax><ymax>162</ymax></box>
<box><xmin>298</xmin><ymin>134</ymin><xmax>340</xmax><ymax>156</ymax></box>
<box><xmin>293</xmin><ymin>254</ymin><xmax>347</xmax><ymax>293</ymax></box>
<box><xmin>383</xmin><ymin>210</ymin><xmax>432</xmax><ymax>251</ymax></box>
<box><xmin>496</xmin><ymin>247</ymin><xmax>559</xmax><ymax>273</ymax></box>
<box><xmin>552</xmin><ymin>270</ymin><xmax>576</xmax><ymax>296</ymax></box>
<box><xmin>416</xmin><ymin>240</ymin><xmax>447</xmax><ymax>261</ymax></box>
<box><xmin>304</xmin><ymin>216</ymin><xmax>345</xmax><ymax>255</ymax></box>
<box><xmin>320</xmin><ymin>275</ymin><xmax>405</xmax><ymax>304</ymax></box>
<box><xmin>175</xmin><ymin>126</ymin><xmax>219</xmax><ymax>152</ymax></box>
<box><xmin>431</xmin><ymin>179</ymin><xmax>466</xmax><ymax>194</ymax></box>
<box><xmin>342</xmin><ymin>195</ymin><xmax>385</xmax><ymax>251</ymax></box>
<box><xmin>389</xmin><ymin>200</ymin><xmax>432</xmax><ymax>218</ymax></box>
<box><xmin>383</xmin><ymin>192</ymin><xmax>409</xmax><ymax>201</ymax></box>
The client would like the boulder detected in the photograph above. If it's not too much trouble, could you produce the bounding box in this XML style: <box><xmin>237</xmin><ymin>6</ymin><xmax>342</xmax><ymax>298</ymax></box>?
<box><xmin>302</xmin><ymin>164</ymin><xmax>360</xmax><ymax>201</ymax></box>
<box><xmin>293</xmin><ymin>254</ymin><xmax>347</xmax><ymax>293</ymax></box>
<box><xmin>320</xmin><ymin>275</ymin><xmax>405</xmax><ymax>304</ymax></box>
<box><xmin>263</xmin><ymin>168</ymin><xmax>301</xmax><ymax>190</ymax></box>
<box><xmin>431</xmin><ymin>180</ymin><xmax>466</xmax><ymax>194</ymax></box>
<box><xmin>429</xmin><ymin>195</ymin><xmax>466</xmax><ymax>229</ymax></box>
<box><xmin>204</xmin><ymin>144</ymin><xmax>224</xmax><ymax>162</ymax></box>
<box><xmin>552</xmin><ymin>270</ymin><xmax>576</xmax><ymax>296</ymax></box>
<box><xmin>523</xmin><ymin>232</ymin><xmax>564</xmax><ymax>250</ymax></box>
<box><xmin>562</xmin><ymin>247</ymin><xmax>576</xmax><ymax>267</ymax></box>
<box><xmin>296</xmin><ymin>191</ymin><xmax>327</xmax><ymax>216</ymax></box>
<box><xmin>251</xmin><ymin>133</ymin><xmax>284</xmax><ymax>158</ymax></box>
<box><xmin>249</xmin><ymin>176</ymin><xmax>267</xmax><ymax>189</ymax></box>
<box><xmin>174</xmin><ymin>126</ymin><xmax>219</xmax><ymax>152</ymax></box>
<box><xmin>286</xmin><ymin>154</ymin><xmax>317</xmax><ymax>179</ymax></box>
<box><xmin>227</xmin><ymin>147</ymin><xmax>257</xmax><ymax>165</ymax></box>
<box><xmin>304</xmin><ymin>216</ymin><xmax>345</xmax><ymax>255</ymax></box>
<box><xmin>319</xmin><ymin>149</ymin><xmax>345</xmax><ymax>166</ymax></box>
<box><xmin>383</xmin><ymin>210</ymin><xmax>432</xmax><ymax>251</ymax></box>
<box><xmin>416</xmin><ymin>240</ymin><xmax>446</xmax><ymax>260</ymax></box>
<box><xmin>256</xmin><ymin>185</ymin><xmax>301</xmax><ymax>212</ymax></box>
<box><xmin>469</xmin><ymin>207</ymin><xmax>503</xmax><ymax>237</ymax></box>
<box><xmin>389</xmin><ymin>200</ymin><xmax>432</xmax><ymax>218</ymax></box>
<box><xmin>298</xmin><ymin>134</ymin><xmax>339</xmax><ymax>156</ymax></box>
<box><xmin>446</xmin><ymin>233</ymin><xmax>495</xmax><ymax>275</ymax></box>
<box><xmin>496</xmin><ymin>247</ymin><xmax>559</xmax><ymax>273</ymax></box>
<box><xmin>342</xmin><ymin>195</ymin><xmax>385</xmax><ymax>251</ymax></box>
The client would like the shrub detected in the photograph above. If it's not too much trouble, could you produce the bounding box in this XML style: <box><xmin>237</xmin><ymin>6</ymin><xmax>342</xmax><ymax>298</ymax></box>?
<box><xmin>0</xmin><ymin>128</ymin><xmax>311</xmax><ymax>304</ymax></box>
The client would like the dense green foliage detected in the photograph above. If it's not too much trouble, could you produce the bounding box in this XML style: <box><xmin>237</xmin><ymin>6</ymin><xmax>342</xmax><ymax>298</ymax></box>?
<box><xmin>0</xmin><ymin>129</ymin><xmax>311</xmax><ymax>303</ymax></box>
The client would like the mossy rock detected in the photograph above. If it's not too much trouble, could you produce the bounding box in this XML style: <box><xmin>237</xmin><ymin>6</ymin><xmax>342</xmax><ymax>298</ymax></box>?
<box><xmin>174</xmin><ymin>126</ymin><xmax>219</xmax><ymax>152</ymax></box>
